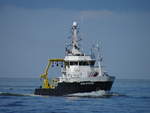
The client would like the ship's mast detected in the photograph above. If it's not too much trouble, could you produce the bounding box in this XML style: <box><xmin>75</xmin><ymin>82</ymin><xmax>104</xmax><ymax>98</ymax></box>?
<box><xmin>70</xmin><ymin>21</ymin><xmax>83</xmax><ymax>56</ymax></box>
<box><xmin>96</xmin><ymin>42</ymin><xmax>103</xmax><ymax>76</ymax></box>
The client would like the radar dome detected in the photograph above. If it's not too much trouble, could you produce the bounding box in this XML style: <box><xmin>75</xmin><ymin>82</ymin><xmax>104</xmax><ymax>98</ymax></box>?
<box><xmin>73</xmin><ymin>21</ymin><xmax>77</xmax><ymax>27</ymax></box>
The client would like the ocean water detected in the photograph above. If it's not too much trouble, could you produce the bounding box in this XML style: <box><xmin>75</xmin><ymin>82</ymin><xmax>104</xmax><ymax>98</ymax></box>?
<box><xmin>0</xmin><ymin>78</ymin><xmax>150</xmax><ymax>113</ymax></box>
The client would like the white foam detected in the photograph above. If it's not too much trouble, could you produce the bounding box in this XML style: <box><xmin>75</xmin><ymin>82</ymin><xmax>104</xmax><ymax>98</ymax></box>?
<box><xmin>67</xmin><ymin>90</ymin><xmax>109</xmax><ymax>97</ymax></box>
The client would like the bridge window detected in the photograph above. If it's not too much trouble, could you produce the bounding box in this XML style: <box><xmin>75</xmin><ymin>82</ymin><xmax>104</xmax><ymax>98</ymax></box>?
<box><xmin>65</xmin><ymin>60</ymin><xmax>95</xmax><ymax>66</ymax></box>
<box><xmin>79</xmin><ymin>61</ymin><xmax>95</xmax><ymax>66</ymax></box>
<box><xmin>79</xmin><ymin>61</ymin><xmax>89</xmax><ymax>66</ymax></box>
<box><xmin>65</xmin><ymin>62</ymin><xmax>69</xmax><ymax>66</ymax></box>
<box><xmin>90</xmin><ymin>61</ymin><xmax>95</xmax><ymax>66</ymax></box>
<box><xmin>70</xmin><ymin>61</ymin><xmax>78</xmax><ymax>65</ymax></box>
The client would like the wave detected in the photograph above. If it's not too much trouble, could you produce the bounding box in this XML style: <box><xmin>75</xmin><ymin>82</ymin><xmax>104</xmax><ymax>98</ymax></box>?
<box><xmin>0</xmin><ymin>92</ymin><xmax>39</xmax><ymax>97</ymax></box>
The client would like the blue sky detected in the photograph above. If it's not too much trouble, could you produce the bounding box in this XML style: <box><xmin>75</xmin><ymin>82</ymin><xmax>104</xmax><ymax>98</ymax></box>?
<box><xmin>0</xmin><ymin>0</ymin><xmax>150</xmax><ymax>79</ymax></box>
<box><xmin>0</xmin><ymin>0</ymin><xmax>150</xmax><ymax>11</ymax></box>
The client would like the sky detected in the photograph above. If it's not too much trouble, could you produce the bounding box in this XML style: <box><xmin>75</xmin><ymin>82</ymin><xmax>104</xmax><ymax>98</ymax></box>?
<box><xmin>0</xmin><ymin>0</ymin><xmax>150</xmax><ymax>79</ymax></box>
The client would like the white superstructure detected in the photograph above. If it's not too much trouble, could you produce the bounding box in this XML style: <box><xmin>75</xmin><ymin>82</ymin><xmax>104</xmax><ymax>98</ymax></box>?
<box><xmin>59</xmin><ymin>22</ymin><xmax>113</xmax><ymax>82</ymax></box>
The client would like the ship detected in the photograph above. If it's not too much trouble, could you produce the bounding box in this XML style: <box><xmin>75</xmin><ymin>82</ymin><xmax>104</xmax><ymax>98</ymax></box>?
<box><xmin>34</xmin><ymin>22</ymin><xmax>115</xmax><ymax>96</ymax></box>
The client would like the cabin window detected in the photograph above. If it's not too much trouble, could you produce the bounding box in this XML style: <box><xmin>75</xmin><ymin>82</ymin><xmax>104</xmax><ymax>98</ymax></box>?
<box><xmin>90</xmin><ymin>61</ymin><xmax>95</xmax><ymax>66</ymax></box>
<box><xmin>79</xmin><ymin>61</ymin><xmax>89</xmax><ymax>66</ymax></box>
<box><xmin>65</xmin><ymin>62</ymin><xmax>69</xmax><ymax>66</ymax></box>
<box><xmin>65</xmin><ymin>61</ymin><xmax>95</xmax><ymax>66</ymax></box>
<box><xmin>79</xmin><ymin>61</ymin><xmax>95</xmax><ymax>66</ymax></box>
<box><xmin>70</xmin><ymin>61</ymin><xmax>78</xmax><ymax>65</ymax></box>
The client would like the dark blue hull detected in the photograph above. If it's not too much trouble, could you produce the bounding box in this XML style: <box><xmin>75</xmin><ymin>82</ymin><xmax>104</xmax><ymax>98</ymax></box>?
<box><xmin>34</xmin><ymin>81</ymin><xmax>114</xmax><ymax>96</ymax></box>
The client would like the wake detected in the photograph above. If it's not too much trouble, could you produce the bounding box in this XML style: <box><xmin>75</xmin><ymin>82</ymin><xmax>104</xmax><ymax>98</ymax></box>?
<box><xmin>0</xmin><ymin>92</ymin><xmax>39</xmax><ymax>97</ymax></box>
<box><xmin>66</xmin><ymin>90</ymin><xmax>126</xmax><ymax>98</ymax></box>
<box><xmin>0</xmin><ymin>91</ymin><xmax>126</xmax><ymax>98</ymax></box>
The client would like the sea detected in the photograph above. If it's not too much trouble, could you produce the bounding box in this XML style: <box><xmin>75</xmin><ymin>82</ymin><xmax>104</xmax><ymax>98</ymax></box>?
<box><xmin>0</xmin><ymin>77</ymin><xmax>150</xmax><ymax>113</ymax></box>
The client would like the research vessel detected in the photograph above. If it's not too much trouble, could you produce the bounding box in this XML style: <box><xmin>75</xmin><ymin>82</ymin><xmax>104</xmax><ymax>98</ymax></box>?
<box><xmin>34</xmin><ymin>22</ymin><xmax>115</xmax><ymax>96</ymax></box>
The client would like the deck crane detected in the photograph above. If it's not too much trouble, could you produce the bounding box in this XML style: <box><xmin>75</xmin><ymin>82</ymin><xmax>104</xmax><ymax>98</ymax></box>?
<box><xmin>40</xmin><ymin>59</ymin><xmax>64</xmax><ymax>88</ymax></box>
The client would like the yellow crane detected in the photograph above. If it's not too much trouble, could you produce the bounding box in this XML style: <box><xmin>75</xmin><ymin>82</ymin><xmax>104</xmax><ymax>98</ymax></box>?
<box><xmin>40</xmin><ymin>59</ymin><xmax>64</xmax><ymax>89</ymax></box>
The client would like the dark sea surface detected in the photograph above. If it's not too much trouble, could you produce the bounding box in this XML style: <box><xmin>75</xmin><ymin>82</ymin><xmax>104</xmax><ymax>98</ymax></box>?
<box><xmin>0</xmin><ymin>77</ymin><xmax>150</xmax><ymax>113</ymax></box>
